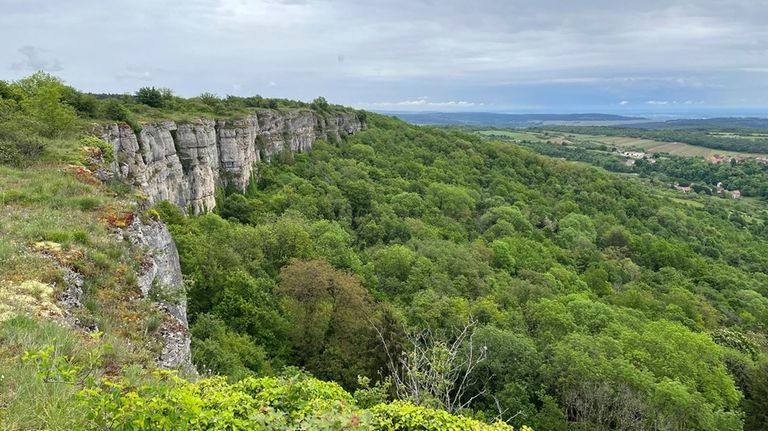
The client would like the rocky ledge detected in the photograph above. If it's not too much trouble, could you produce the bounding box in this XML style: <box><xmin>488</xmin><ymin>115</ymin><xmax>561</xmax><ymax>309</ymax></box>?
<box><xmin>102</xmin><ymin>109</ymin><xmax>365</xmax><ymax>214</ymax></box>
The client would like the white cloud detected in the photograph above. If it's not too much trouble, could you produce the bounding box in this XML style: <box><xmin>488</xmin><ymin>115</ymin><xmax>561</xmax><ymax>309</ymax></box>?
<box><xmin>116</xmin><ymin>68</ymin><xmax>153</xmax><ymax>81</ymax></box>
<box><xmin>364</xmin><ymin>97</ymin><xmax>481</xmax><ymax>110</ymax></box>
<box><xmin>619</xmin><ymin>100</ymin><xmax>630</xmax><ymax>105</ymax></box>
<box><xmin>1</xmin><ymin>0</ymin><xmax>767</xmax><ymax>108</ymax></box>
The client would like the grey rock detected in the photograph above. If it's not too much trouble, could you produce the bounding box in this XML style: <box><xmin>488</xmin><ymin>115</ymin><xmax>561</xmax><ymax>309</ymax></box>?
<box><xmin>103</xmin><ymin>109</ymin><xmax>364</xmax><ymax>214</ymax></box>
<box><xmin>123</xmin><ymin>218</ymin><xmax>195</xmax><ymax>374</ymax></box>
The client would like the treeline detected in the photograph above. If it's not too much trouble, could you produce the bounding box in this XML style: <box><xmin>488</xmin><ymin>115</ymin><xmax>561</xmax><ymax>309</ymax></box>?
<box><xmin>516</xmin><ymin>140</ymin><xmax>634</xmax><ymax>173</ymax></box>
<box><xmin>159</xmin><ymin>114</ymin><xmax>768</xmax><ymax>430</ymax></box>
<box><xmin>541</xmin><ymin>126</ymin><xmax>768</xmax><ymax>154</ymax></box>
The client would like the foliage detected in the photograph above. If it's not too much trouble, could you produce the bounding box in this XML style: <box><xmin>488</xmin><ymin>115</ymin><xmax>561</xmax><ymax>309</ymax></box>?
<box><xmin>278</xmin><ymin>259</ymin><xmax>377</xmax><ymax>386</ymax></box>
<box><xmin>75</xmin><ymin>367</ymin><xmax>529</xmax><ymax>430</ymax></box>
<box><xmin>159</xmin><ymin>114</ymin><xmax>768</xmax><ymax>429</ymax></box>
<box><xmin>135</xmin><ymin>86</ymin><xmax>168</xmax><ymax>108</ymax></box>
<box><xmin>16</xmin><ymin>72</ymin><xmax>79</xmax><ymax>138</ymax></box>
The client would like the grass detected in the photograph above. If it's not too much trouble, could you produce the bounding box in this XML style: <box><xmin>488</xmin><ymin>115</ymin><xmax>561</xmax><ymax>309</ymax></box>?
<box><xmin>0</xmin><ymin>155</ymin><xmax>164</xmax><ymax>429</ymax></box>
<box><xmin>0</xmin><ymin>316</ymin><xmax>92</xmax><ymax>431</ymax></box>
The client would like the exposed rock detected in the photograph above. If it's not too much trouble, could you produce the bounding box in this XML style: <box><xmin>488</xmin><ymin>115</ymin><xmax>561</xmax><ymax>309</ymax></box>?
<box><xmin>58</xmin><ymin>266</ymin><xmax>86</xmax><ymax>329</ymax></box>
<box><xmin>122</xmin><ymin>218</ymin><xmax>195</xmax><ymax>374</ymax></box>
<box><xmin>103</xmin><ymin>109</ymin><xmax>365</xmax><ymax>214</ymax></box>
<box><xmin>97</xmin><ymin>108</ymin><xmax>364</xmax><ymax>373</ymax></box>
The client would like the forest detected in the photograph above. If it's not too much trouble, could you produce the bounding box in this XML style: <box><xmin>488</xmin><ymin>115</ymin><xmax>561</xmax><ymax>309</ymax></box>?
<box><xmin>1</xmin><ymin>73</ymin><xmax>768</xmax><ymax>430</ymax></box>
<box><xmin>158</xmin><ymin>114</ymin><xmax>768</xmax><ymax>430</ymax></box>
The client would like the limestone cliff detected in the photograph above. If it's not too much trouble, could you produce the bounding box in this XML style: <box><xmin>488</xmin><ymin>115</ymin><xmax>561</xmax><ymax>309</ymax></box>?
<box><xmin>123</xmin><ymin>218</ymin><xmax>195</xmax><ymax>374</ymax></box>
<box><xmin>103</xmin><ymin>109</ymin><xmax>365</xmax><ymax>214</ymax></box>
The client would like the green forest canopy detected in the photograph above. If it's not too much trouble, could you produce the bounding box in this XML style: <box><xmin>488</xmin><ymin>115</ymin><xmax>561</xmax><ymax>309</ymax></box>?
<box><xmin>159</xmin><ymin>113</ymin><xmax>768</xmax><ymax>430</ymax></box>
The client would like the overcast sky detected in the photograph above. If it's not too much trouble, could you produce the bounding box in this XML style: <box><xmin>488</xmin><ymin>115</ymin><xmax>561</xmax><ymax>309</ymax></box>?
<box><xmin>2</xmin><ymin>0</ymin><xmax>767</xmax><ymax>113</ymax></box>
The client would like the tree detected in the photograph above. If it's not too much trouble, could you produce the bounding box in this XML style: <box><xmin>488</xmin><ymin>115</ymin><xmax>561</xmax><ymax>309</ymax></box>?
<box><xmin>190</xmin><ymin>313</ymin><xmax>269</xmax><ymax>380</ymax></box>
<box><xmin>135</xmin><ymin>86</ymin><xmax>164</xmax><ymax>108</ymax></box>
<box><xmin>16</xmin><ymin>72</ymin><xmax>78</xmax><ymax>138</ymax></box>
<box><xmin>375</xmin><ymin>319</ymin><xmax>492</xmax><ymax>414</ymax></box>
<box><xmin>311</xmin><ymin>96</ymin><xmax>330</xmax><ymax>111</ymax></box>
<box><xmin>278</xmin><ymin>259</ymin><xmax>375</xmax><ymax>386</ymax></box>
<box><xmin>426</xmin><ymin>183</ymin><xmax>476</xmax><ymax>220</ymax></box>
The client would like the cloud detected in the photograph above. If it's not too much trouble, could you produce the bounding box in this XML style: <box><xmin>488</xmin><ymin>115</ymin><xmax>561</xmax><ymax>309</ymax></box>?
<box><xmin>646</xmin><ymin>100</ymin><xmax>704</xmax><ymax>106</ymax></box>
<box><xmin>364</xmin><ymin>97</ymin><xmax>481</xmax><ymax>110</ymax></box>
<box><xmin>116</xmin><ymin>68</ymin><xmax>153</xmax><ymax>81</ymax></box>
<box><xmin>10</xmin><ymin>45</ymin><xmax>62</xmax><ymax>72</ymax></box>
<box><xmin>1</xmin><ymin>0</ymin><xmax>767</xmax><ymax>109</ymax></box>
<box><xmin>619</xmin><ymin>100</ymin><xmax>630</xmax><ymax>105</ymax></box>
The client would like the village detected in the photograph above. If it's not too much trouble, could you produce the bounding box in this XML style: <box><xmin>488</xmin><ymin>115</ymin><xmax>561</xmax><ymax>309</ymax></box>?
<box><xmin>616</xmin><ymin>150</ymin><xmax>745</xmax><ymax>199</ymax></box>
<box><xmin>672</xmin><ymin>182</ymin><xmax>742</xmax><ymax>199</ymax></box>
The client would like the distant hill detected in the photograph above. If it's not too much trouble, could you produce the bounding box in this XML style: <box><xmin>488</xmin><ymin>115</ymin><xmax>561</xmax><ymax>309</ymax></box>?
<box><xmin>625</xmin><ymin>117</ymin><xmax>768</xmax><ymax>129</ymax></box>
<box><xmin>391</xmin><ymin>112</ymin><xmax>647</xmax><ymax>127</ymax></box>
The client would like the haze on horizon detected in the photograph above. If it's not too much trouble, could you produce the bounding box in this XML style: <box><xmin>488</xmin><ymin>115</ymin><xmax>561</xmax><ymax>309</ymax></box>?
<box><xmin>1</xmin><ymin>0</ymin><xmax>767</xmax><ymax>114</ymax></box>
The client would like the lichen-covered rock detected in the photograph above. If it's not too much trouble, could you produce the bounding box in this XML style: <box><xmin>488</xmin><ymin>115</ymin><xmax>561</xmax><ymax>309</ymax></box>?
<box><xmin>0</xmin><ymin>280</ymin><xmax>62</xmax><ymax>322</ymax></box>
<box><xmin>103</xmin><ymin>109</ymin><xmax>364</xmax><ymax>214</ymax></box>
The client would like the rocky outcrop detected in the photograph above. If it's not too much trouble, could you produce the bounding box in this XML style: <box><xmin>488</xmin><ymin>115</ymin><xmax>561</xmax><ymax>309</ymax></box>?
<box><xmin>103</xmin><ymin>109</ymin><xmax>365</xmax><ymax>214</ymax></box>
<box><xmin>123</xmin><ymin>218</ymin><xmax>195</xmax><ymax>374</ymax></box>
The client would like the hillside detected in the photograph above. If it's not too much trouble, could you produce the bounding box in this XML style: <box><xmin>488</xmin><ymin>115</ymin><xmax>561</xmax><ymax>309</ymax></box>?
<box><xmin>2</xmin><ymin>73</ymin><xmax>768</xmax><ymax>430</ymax></box>
<box><xmin>393</xmin><ymin>112</ymin><xmax>645</xmax><ymax>127</ymax></box>
<box><xmin>627</xmin><ymin>118</ymin><xmax>768</xmax><ymax>130</ymax></box>
<box><xmin>0</xmin><ymin>74</ymin><xmax>526</xmax><ymax>430</ymax></box>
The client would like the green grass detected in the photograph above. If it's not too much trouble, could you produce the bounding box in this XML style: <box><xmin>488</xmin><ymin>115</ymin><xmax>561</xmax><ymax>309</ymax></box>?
<box><xmin>0</xmin><ymin>160</ymin><xmax>163</xmax><ymax>430</ymax></box>
<box><xmin>0</xmin><ymin>317</ymin><xmax>91</xmax><ymax>431</ymax></box>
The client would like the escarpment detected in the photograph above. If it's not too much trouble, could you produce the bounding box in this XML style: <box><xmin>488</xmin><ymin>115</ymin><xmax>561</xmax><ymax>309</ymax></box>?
<box><xmin>102</xmin><ymin>109</ymin><xmax>365</xmax><ymax>214</ymax></box>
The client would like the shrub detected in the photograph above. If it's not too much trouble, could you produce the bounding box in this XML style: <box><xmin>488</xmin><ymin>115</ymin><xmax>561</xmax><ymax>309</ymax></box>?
<box><xmin>79</xmin><ymin>135</ymin><xmax>114</xmax><ymax>164</ymax></box>
<box><xmin>135</xmin><ymin>87</ymin><xmax>164</xmax><ymax>108</ymax></box>
<box><xmin>75</xmin><ymin>370</ymin><xmax>532</xmax><ymax>431</ymax></box>
<box><xmin>104</xmin><ymin>99</ymin><xmax>131</xmax><ymax>123</ymax></box>
<box><xmin>0</xmin><ymin>128</ymin><xmax>45</xmax><ymax>168</ymax></box>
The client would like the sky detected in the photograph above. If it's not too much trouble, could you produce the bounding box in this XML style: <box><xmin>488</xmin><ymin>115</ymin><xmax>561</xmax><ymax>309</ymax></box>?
<box><xmin>1</xmin><ymin>0</ymin><xmax>767</xmax><ymax>114</ymax></box>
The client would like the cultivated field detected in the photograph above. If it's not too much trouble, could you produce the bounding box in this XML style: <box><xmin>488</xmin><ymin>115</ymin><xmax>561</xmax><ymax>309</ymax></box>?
<box><xmin>583</xmin><ymin>135</ymin><xmax>761</xmax><ymax>157</ymax></box>
<box><xmin>480</xmin><ymin>130</ymin><xmax>763</xmax><ymax>159</ymax></box>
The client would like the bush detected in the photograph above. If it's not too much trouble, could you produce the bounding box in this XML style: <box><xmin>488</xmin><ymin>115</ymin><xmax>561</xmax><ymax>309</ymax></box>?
<box><xmin>75</xmin><ymin>370</ymin><xmax>531</xmax><ymax>430</ymax></box>
<box><xmin>135</xmin><ymin>87</ymin><xmax>165</xmax><ymax>108</ymax></box>
<box><xmin>104</xmin><ymin>99</ymin><xmax>131</xmax><ymax>122</ymax></box>
<box><xmin>14</xmin><ymin>72</ymin><xmax>79</xmax><ymax>138</ymax></box>
<box><xmin>80</xmin><ymin>135</ymin><xmax>114</xmax><ymax>164</ymax></box>
<box><xmin>0</xmin><ymin>128</ymin><xmax>45</xmax><ymax>168</ymax></box>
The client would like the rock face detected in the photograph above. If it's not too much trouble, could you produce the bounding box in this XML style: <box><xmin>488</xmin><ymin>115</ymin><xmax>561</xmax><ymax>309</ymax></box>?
<box><xmin>123</xmin><ymin>218</ymin><xmax>195</xmax><ymax>374</ymax></box>
<box><xmin>103</xmin><ymin>109</ymin><xmax>365</xmax><ymax>214</ymax></box>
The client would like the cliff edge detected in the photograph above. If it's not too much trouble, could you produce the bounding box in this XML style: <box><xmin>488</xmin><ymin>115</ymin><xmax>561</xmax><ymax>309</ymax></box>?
<box><xmin>102</xmin><ymin>109</ymin><xmax>365</xmax><ymax>214</ymax></box>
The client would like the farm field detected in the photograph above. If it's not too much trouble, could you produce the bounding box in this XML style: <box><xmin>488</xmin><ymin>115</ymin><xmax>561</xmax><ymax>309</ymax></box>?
<box><xmin>580</xmin><ymin>134</ymin><xmax>762</xmax><ymax>157</ymax></box>
<box><xmin>479</xmin><ymin>129</ymin><xmax>764</xmax><ymax>159</ymax></box>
